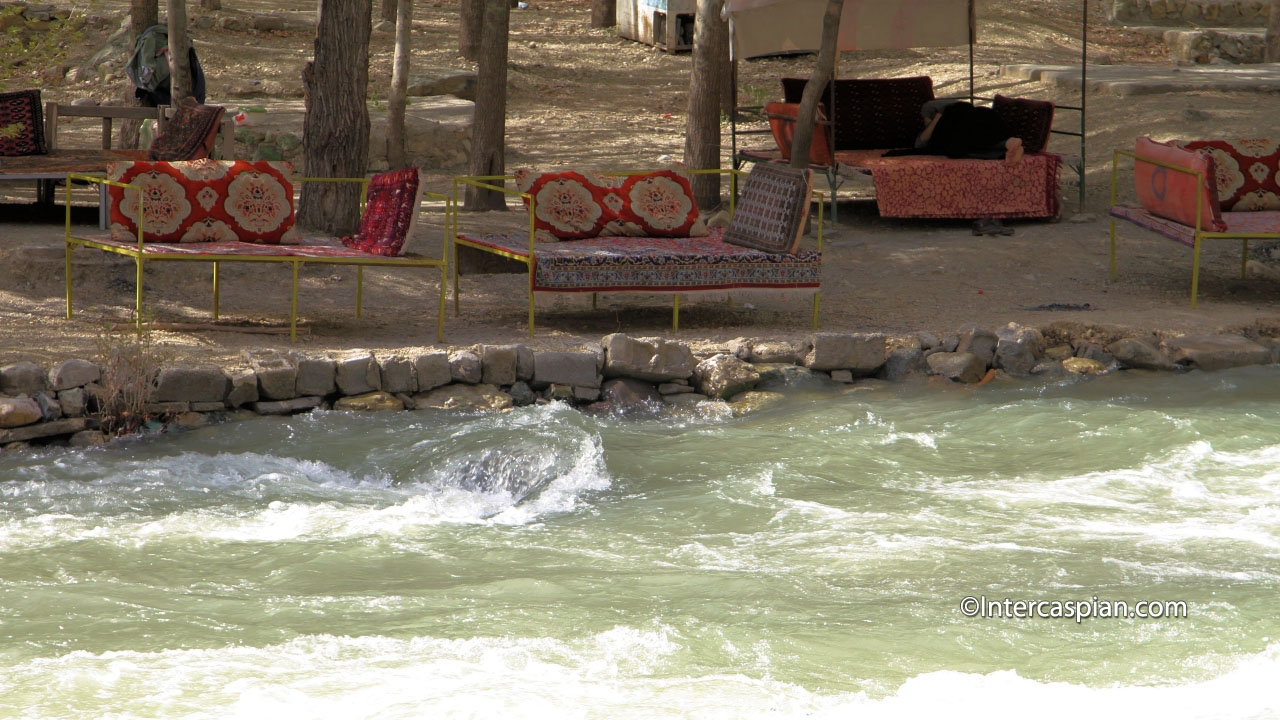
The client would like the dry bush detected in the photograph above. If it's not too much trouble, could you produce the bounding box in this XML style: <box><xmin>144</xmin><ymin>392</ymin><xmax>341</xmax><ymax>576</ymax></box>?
<box><xmin>91</xmin><ymin>314</ymin><xmax>169</xmax><ymax>437</ymax></box>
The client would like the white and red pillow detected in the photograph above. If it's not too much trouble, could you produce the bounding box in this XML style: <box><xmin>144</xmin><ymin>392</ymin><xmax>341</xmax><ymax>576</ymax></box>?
<box><xmin>514</xmin><ymin>169</ymin><xmax>620</xmax><ymax>241</ymax></box>
<box><xmin>514</xmin><ymin>168</ymin><xmax>707</xmax><ymax>241</ymax></box>
<box><xmin>1177</xmin><ymin>139</ymin><xmax>1280</xmax><ymax>212</ymax></box>
<box><xmin>615</xmin><ymin>169</ymin><xmax>707</xmax><ymax>237</ymax></box>
<box><xmin>108</xmin><ymin>159</ymin><xmax>301</xmax><ymax>244</ymax></box>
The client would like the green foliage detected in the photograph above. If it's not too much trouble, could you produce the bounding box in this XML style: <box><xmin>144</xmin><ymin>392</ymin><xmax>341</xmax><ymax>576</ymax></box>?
<box><xmin>0</xmin><ymin>8</ymin><xmax>85</xmax><ymax>88</ymax></box>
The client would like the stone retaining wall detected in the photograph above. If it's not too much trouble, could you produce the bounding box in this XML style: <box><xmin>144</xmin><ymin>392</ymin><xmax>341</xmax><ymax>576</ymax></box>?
<box><xmin>3</xmin><ymin>327</ymin><xmax>1279</xmax><ymax>451</ymax></box>
<box><xmin>1107</xmin><ymin>0</ymin><xmax>1272</xmax><ymax>27</ymax></box>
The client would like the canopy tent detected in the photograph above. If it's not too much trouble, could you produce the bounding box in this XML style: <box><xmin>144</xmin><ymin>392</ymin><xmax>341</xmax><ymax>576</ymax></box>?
<box><xmin>722</xmin><ymin>0</ymin><xmax>1088</xmax><ymax>210</ymax></box>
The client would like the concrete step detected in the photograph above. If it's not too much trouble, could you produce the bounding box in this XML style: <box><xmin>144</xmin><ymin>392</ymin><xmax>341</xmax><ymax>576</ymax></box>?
<box><xmin>1107</xmin><ymin>0</ymin><xmax>1271</xmax><ymax>27</ymax></box>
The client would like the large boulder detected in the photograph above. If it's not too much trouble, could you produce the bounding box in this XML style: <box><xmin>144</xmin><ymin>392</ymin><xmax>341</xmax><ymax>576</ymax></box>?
<box><xmin>294</xmin><ymin>355</ymin><xmax>337</xmax><ymax>397</ymax></box>
<box><xmin>379</xmin><ymin>355</ymin><xmax>416</xmax><ymax>394</ymax></box>
<box><xmin>414</xmin><ymin>351</ymin><xmax>452</xmax><ymax>391</ymax></box>
<box><xmin>880</xmin><ymin>346</ymin><xmax>928</xmax><ymax>381</ymax></box>
<box><xmin>0</xmin><ymin>396</ymin><xmax>42</xmax><ymax>428</ymax></box>
<box><xmin>756</xmin><ymin>364</ymin><xmax>842</xmax><ymax>392</ymax></box>
<box><xmin>1106</xmin><ymin>337</ymin><xmax>1177</xmax><ymax>371</ymax></box>
<box><xmin>1163</xmin><ymin>335</ymin><xmax>1272</xmax><ymax>372</ymax></box>
<box><xmin>804</xmin><ymin>333</ymin><xmax>886</xmax><ymax>374</ymax></box>
<box><xmin>1</xmin><ymin>361</ymin><xmax>47</xmax><ymax>396</ymax></box>
<box><xmin>926</xmin><ymin>352</ymin><xmax>987</xmax><ymax>383</ymax></box>
<box><xmin>244</xmin><ymin>350</ymin><xmax>297</xmax><ymax>401</ymax></box>
<box><xmin>449</xmin><ymin>349</ymin><xmax>483</xmax><ymax>384</ymax></box>
<box><xmin>48</xmin><ymin>359</ymin><xmax>100</xmax><ymax>391</ymax></box>
<box><xmin>957</xmin><ymin>326</ymin><xmax>999</xmax><ymax>368</ymax></box>
<box><xmin>57</xmin><ymin>388</ymin><xmax>87</xmax><ymax>417</ymax></box>
<box><xmin>336</xmin><ymin>353</ymin><xmax>381</xmax><ymax>395</ymax></box>
<box><xmin>533</xmin><ymin>351</ymin><xmax>601</xmax><ymax>388</ymax></box>
<box><xmin>601</xmin><ymin>334</ymin><xmax>696</xmax><ymax>382</ymax></box>
<box><xmin>693</xmin><ymin>354</ymin><xmax>761</xmax><ymax>399</ymax></box>
<box><xmin>1062</xmin><ymin>357</ymin><xmax>1107</xmax><ymax>376</ymax></box>
<box><xmin>154</xmin><ymin>365</ymin><xmax>230</xmax><ymax>403</ymax></box>
<box><xmin>413</xmin><ymin>383</ymin><xmax>514</xmax><ymax>411</ymax></box>
<box><xmin>994</xmin><ymin>324</ymin><xmax>1044</xmax><ymax>377</ymax></box>
<box><xmin>481</xmin><ymin>345</ymin><xmax>519</xmax><ymax>386</ymax></box>
<box><xmin>227</xmin><ymin>369</ymin><xmax>259</xmax><ymax>407</ymax></box>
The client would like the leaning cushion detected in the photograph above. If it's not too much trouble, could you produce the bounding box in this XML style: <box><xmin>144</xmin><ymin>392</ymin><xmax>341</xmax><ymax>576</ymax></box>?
<box><xmin>992</xmin><ymin>94</ymin><xmax>1054</xmax><ymax>154</ymax></box>
<box><xmin>514</xmin><ymin>168</ymin><xmax>620</xmax><ymax>240</ymax></box>
<box><xmin>148</xmin><ymin>97</ymin><xmax>225</xmax><ymax>161</ymax></box>
<box><xmin>0</xmin><ymin>89</ymin><xmax>46</xmax><ymax>156</ymax></box>
<box><xmin>614</xmin><ymin>169</ymin><xmax>708</xmax><ymax>237</ymax></box>
<box><xmin>723</xmin><ymin>164</ymin><xmax>814</xmax><ymax>254</ymax></box>
<box><xmin>1133</xmin><ymin>137</ymin><xmax>1226</xmax><ymax>232</ymax></box>
<box><xmin>341</xmin><ymin>167</ymin><xmax>424</xmax><ymax>256</ymax></box>
<box><xmin>108</xmin><ymin>159</ymin><xmax>301</xmax><ymax>244</ymax></box>
<box><xmin>1177</xmin><ymin>139</ymin><xmax>1280</xmax><ymax>211</ymax></box>
<box><xmin>765</xmin><ymin>101</ymin><xmax>833</xmax><ymax>166</ymax></box>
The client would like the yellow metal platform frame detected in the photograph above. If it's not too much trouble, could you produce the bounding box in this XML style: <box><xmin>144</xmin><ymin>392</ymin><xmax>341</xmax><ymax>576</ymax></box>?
<box><xmin>450</xmin><ymin>168</ymin><xmax>824</xmax><ymax>337</ymax></box>
<box><xmin>64</xmin><ymin>174</ymin><xmax>450</xmax><ymax>342</ymax></box>
<box><xmin>1110</xmin><ymin>149</ymin><xmax>1269</xmax><ymax>309</ymax></box>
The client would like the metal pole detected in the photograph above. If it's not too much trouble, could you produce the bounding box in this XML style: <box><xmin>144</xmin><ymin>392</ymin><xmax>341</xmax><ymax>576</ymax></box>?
<box><xmin>968</xmin><ymin>0</ymin><xmax>975</xmax><ymax>102</ymax></box>
<box><xmin>1080</xmin><ymin>0</ymin><xmax>1088</xmax><ymax>211</ymax></box>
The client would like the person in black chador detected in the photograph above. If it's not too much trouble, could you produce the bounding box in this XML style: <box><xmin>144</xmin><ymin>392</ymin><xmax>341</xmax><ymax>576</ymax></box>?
<box><xmin>885</xmin><ymin>99</ymin><xmax>1023</xmax><ymax>162</ymax></box>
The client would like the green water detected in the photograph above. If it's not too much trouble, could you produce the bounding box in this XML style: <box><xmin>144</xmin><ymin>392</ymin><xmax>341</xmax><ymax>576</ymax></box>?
<box><xmin>2</xmin><ymin>368</ymin><xmax>1279</xmax><ymax>718</ymax></box>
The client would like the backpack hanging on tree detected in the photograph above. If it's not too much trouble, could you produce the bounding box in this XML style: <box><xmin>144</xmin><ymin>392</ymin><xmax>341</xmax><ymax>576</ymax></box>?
<box><xmin>126</xmin><ymin>24</ymin><xmax>207</xmax><ymax>107</ymax></box>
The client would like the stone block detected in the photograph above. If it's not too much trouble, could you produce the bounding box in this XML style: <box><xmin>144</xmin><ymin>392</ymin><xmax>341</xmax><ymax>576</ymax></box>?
<box><xmin>34</xmin><ymin>392</ymin><xmax>61</xmax><ymax>421</ymax></box>
<box><xmin>533</xmin><ymin>351</ymin><xmax>601</xmax><ymax>388</ymax></box>
<box><xmin>245</xmin><ymin>350</ymin><xmax>297</xmax><ymax>400</ymax></box>
<box><xmin>925</xmin><ymin>352</ymin><xmax>987</xmax><ymax>383</ymax></box>
<box><xmin>334</xmin><ymin>391</ymin><xmax>405</xmax><ymax>412</ymax></box>
<box><xmin>756</xmin><ymin>364</ymin><xmax>842</xmax><ymax>392</ymax></box>
<box><xmin>0</xmin><ymin>397</ymin><xmax>42</xmax><ymax>428</ymax></box>
<box><xmin>336</xmin><ymin>353</ymin><xmax>381</xmax><ymax>395</ymax></box>
<box><xmin>413</xmin><ymin>383</ymin><xmax>513</xmax><ymax>411</ymax></box>
<box><xmin>749</xmin><ymin>341</ymin><xmax>803</xmax><ymax>364</ymax></box>
<box><xmin>516</xmin><ymin>345</ymin><xmax>535</xmax><ymax>381</ymax></box>
<box><xmin>602</xmin><ymin>334</ymin><xmax>695</xmax><ymax>382</ymax></box>
<box><xmin>227</xmin><ymin>370</ymin><xmax>259</xmax><ymax>407</ymax></box>
<box><xmin>191</xmin><ymin>401</ymin><xmax>227</xmax><ymax>412</ymax></box>
<box><xmin>145</xmin><ymin>401</ymin><xmax>190</xmax><ymax>415</ymax></box>
<box><xmin>1106</xmin><ymin>337</ymin><xmax>1177</xmax><ymax>371</ymax></box>
<box><xmin>415</xmin><ymin>351</ymin><xmax>453</xmax><ymax>391</ymax></box>
<box><xmin>509</xmin><ymin>381</ymin><xmax>536</xmax><ymax>406</ymax></box>
<box><xmin>879</xmin><ymin>346</ymin><xmax>927</xmax><ymax>381</ymax></box>
<box><xmin>957</xmin><ymin>326</ymin><xmax>999</xmax><ymax>367</ymax></box>
<box><xmin>379</xmin><ymin>355</ymin><xmax>416</xmax><ymax>394</ymax></box>
<box><xmin>0</xmin><ymin>418</ymin><xmax>90</xmax><ymax>444</ymax></box>
<box><xmin>1063</xmin><ymin>357</ymin><xmax>1107</xmax><ymax>376</ymax></box>
<box><xmin>804</xmin><ymin>333</ymin><xmax>886</xmax><ymax>374</ymax></box>
<box><xmin>830</xmin><ymin>370</ymin><xmax>854</xmax><ymax>383</ymax></box>
<box><xmin>481</xmin><ymin>345</ymin><xmax>519</xmax><ymax>386</ymax></box>
<box><xmin>1163</xmin><ymin>335</ymin><xmax>1271</xmax><ymax>372</ymax></box>
<box><xmin>658</xmin><ymin>382</ymin><xmax>694</xmax><ymax>395</ymax></box>
<box><xmin>69</xmin><ymin>430</ymin><xmax>106</xmax><ymax>447</ymax></box>
<box><xmin>573</xmin><ymin>386</ymin><xmax>601</xmax><ymax>402</ymax></box>
<box><xmin>294</xmin><ymin>355</ymin><xmax>337</xmax><ymax>397</ymax></box>
<box><xmin>693</xmin><ymin>354</ymin><xmax>761</xmax><ymax>399</ymax></box>
<box><xmin>449</xmin><ymin>349</ymin><xmax>483</xmax><ymax>384</ymax></box>
<box><xmin>251</xmin><ymin>396</ymin><xmax>323</xmax><ymax>415</ymax></box>
<box><xmin>1</xmin><ymin>361</ymin><xmax>47</xmax><ymax>396</ymax></box>
<box><xmin>57</xmin><ymin>388</ymin><xmax>87</xmax><ymax>417</ymax></box>
<box><xmin>48</xmin><ymin>359</ymin><xmax>100</xmax><ymax>391</ymax></box>
<box><xmin>171</xmin><ymin>412</ymin><xmax>208</xmax><ymax>429</ymax></box>
<box><xmin>994</xmin><ymin>324</ymin><xmax>1045</xmax><ymax>377</ymax></box>
<box><xmin>155</xmin><ymin>365</ymin><xmax>230</xmax><ymax>403</ymax></box>
<box><xmin>407</xmin><ymin>66</ymin><xmax>478</xmax><ymax>100</ymax></box>
<box><xmin>602</xmin><ymin>378</ymin><xmax>661</xmax><ymax>408</ymax></box>
<box><xmin>1074</xmin><ymin>342</ymin><xmax>1115</xmax><ymax>368</ymax></box>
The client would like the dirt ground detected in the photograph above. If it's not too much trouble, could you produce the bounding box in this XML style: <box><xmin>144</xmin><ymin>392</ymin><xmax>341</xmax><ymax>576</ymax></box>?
<box><xmin>3</xmin><ymin>0</ymin><xmax>1280</xmax><ymax>367</ymax></box>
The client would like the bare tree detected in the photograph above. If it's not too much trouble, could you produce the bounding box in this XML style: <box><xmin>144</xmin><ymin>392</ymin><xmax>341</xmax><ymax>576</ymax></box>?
<box><xmin>387</xmin><ymin>0</ymin><xmax>412</xmax><ymax>168</ymax></box>
<box><xmin>119</xmin><ymin>0</ymin><xmax>158</xmax><ymax>149</ymax></box>
<box><xmin>167</xmin><ymin>0</ymin><xmax>193</xmax><ymax>105</ymax></box>
<box><xmin>460</xmin><ymin>0</ymin><xmax>482</xmax><ymax>60</ymax></box>
<box><xmin>464</xmin><ymin>0</ymin><xmax>510</xmax><ymax>210</ymax></box>
<box><xmin>299</xmin><ymin>0</ymin><xmax>373</xmax><ymax>234</ymax></box>
<box><xmin>683</xmin><ymin>0</ymin><xmax>728</xmax><ymax>210</ymax></box>
<box><xmin>1267</xmin><ymin>0</ymin><xmax>1280</xmax><ymax>62</ymax></box>
<box><xmin>790</xmin><ymin>0</ymin><xmax>843</xmax><ymax>169</ymax></box>
<box><xmin>591</xmin><ymin>0</ymin><xmax>615</xmax><ymax>28</ymax></box>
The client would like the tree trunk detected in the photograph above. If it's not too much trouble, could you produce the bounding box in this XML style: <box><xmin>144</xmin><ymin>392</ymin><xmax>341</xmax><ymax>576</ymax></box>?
<box><xmin>790</xmin><ymin>0</ymin><xmax>843</xmax><ymax>169</ymax></box>
<box><xmin>590</xmin><ymin>0</ymin><xmax>615</xmax><ymax>28</ymax></box>
<box><xmin>119</xmin><ymin>0</ymin><xmax>159</xmax><ymax>149</ymax></box>
<box><xmin>460</xmin><ymin>0</ymin><xmax>483</xmax><ymax>60</ymax></box>
<box><xmin>381</xmin><ymin>0</ymin><xmax>397</xmax><ymax>23</ymax></box>
<box><xmin>387</xmin><ymin>0</ymin><xmax>412</xmax><ymax>169</ymax></box>
<box><xmin>464</xmin><ymin>0</ymin><xmax>510</xmax><ymax>211</ymax></box>
<box><xmin>298</xmin><ymin>0</ymin><xmax>372</xmax><ymax>234</ymax></box>
<box><xmin>1267</xmin><ymin>0</ymin><xmax>1280</xmax><ymax>62</ymax></box>
<box><xmin>167</xmin><ymin>0</ymin><xmax>192</xmax><ymax>105</ymax></box>
<box><xmin>682</xmin><ymin>0</ymin><xmax>728</xmax><ymax>210</ymax></box>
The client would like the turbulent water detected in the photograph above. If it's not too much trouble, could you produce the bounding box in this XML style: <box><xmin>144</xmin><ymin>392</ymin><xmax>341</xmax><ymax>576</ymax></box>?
<box><xmin>3</xmin><ymin>367</ymin><xmax>1280</xmax><ymax>719</ymax></box>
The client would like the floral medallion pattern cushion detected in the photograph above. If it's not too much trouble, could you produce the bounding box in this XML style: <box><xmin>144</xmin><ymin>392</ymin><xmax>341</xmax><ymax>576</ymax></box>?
<box><xmin>514</xmin><ymin>169</ymin><xmax>620</xmax><ymax>241</ymax></box>
<box><xmin>0</xmin><ymin>89</ymin><xmax>46</xmax><ymax>157</ymax></box>
<box><xmin>1178</xmin><ymin>139</ymin><xmax>1280</xmax><ymax>211</ymax></box>
<box><xmin>615</xmin><ymin>170</ymin><xmax>708</xmax><ymax>237</ymax></box>
<box><xmin>108</xmin><ymin>160</ymin><xmax>301</xmax><ymax>243</ymax></box>
<box><xmin>1133</xmin><ymin>138</ymin><xmax>1226</xmax><ymax>232</ymax></box>
<box><xmin>341</xmin><ymin>167</ymin><xmax>423</xmax><ymax>256</ymax></box>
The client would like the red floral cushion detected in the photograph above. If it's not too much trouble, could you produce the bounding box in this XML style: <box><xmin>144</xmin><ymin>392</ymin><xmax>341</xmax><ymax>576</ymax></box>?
<box><xmin>1134</xmin><ymin>137</ymin><xmax>1226</xmax><ymax>232</ymax></box>
<box><xmin>1178</xmin><ymin>139</ymin><xmax>1280</xmax><ymax>211</ymax></box>
<box><xmin>341</xmin><ymin>167</ymin><xmax>423</xmax><ymax>256</ymax></box>
<box><xmin>514</xmin><ymin>169</ymin><xmax>620</xmax><ymax>241</ymax></box>
<box><xmin>614</xmin><ymin>169</ymin><xmax>708</xmax><ymax>237</ymax></box>
<box><xmin>765</xmin><ymin>101</ymin><xmax>833</xmax><ymax>166</ymax></box>
<box><xmin>0</xmin><ymin>89</ymin><xmax>46</xmax><ymax>157</ymax></box>
<box><xmin>108</xmin><ymin>160</ymin><xmax>301</xmax><ymax>244</ymax></box>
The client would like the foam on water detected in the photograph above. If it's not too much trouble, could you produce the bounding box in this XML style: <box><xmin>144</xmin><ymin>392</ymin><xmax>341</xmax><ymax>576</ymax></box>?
<box><xmin>4</xmin><ymin>631</ymin><xmax>1277</xmax><ymax>720</ymax></box>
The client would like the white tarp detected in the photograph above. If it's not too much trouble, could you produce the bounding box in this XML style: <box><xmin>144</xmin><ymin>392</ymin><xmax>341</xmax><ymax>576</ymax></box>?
<box><xmin>723</xmin><ymin>0</ymin><xmax>974</xmax><ymax>59</ymax></box>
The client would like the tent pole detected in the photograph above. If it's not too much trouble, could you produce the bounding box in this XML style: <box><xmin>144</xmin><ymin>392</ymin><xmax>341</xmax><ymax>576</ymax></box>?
<box><xmin>1080</xmin><ymin>0</ymin><xmax>1088</xmax><ymax>211</ymax></box>
<box><xmin>968</xmin><ymin>0</ymin><xmax>975</xmax><ymax>102</ymax></box>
